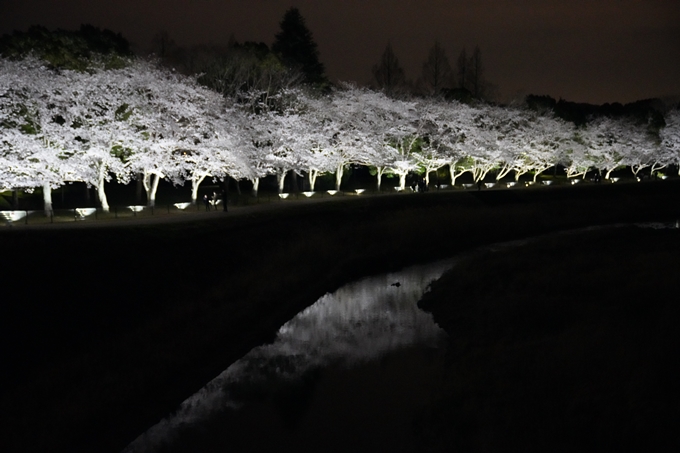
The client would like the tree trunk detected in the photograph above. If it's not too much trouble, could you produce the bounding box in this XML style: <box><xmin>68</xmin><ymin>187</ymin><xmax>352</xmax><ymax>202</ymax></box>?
<box><xmin>495</xmin><ymin>165</ymin><xmax>513</xmax><ymax>181</ymax></box>
<box><xmin>308</xmin><ymin>169</ymin><xmax>318</xmax><ymax>191</ymax></box>
<box><xmin>277</xmin><ymin>170</ymin><xmax>287</xmax><ymax>193</ymax></box>
<box><xmin>251</xmin><ymin>177</ymin><xmax>260</xmax><ymax>197</ymax></box>
<box><xmin>472</xmin><ymin>167</ymin><xmax>481</xmax><ymax>183</ymax></box>
<box><xmin>97</xmin><ymin>165</ymin><xmax>110</xmax><ymax>212</ymax></box>
<box><xmin>12</xmin><ymin>189</ymin><xmax>18</xmax><ymax>208</ymax></box>
<box><xmin>651</xmin><ymin>162</ymin><xmax>666</xmax><ymax>175</ymax></box>
<box><xmin>143</xmin><ymin>172</ymin><xmax>151</xmax><ymax>204</ymax></box>
<box><xmin>43</xmin><ymin>184</ymin><xmax>53</xmax><ymax>216</ymax></box>
<box><xmin>450</xmin><ymin>166</ymin><xmax>470</xmax><ymax>186</ymax></box>
<box><xmin>335</xmin><ymin>164</ymin><xmax>344</xmax><ymax>191</ymax></box>
<box><xmin>191</xmin><ymin>174</ymin><xmax>207</xmax><ymax>205</ymax></box>
<box><xmin>148</xmin><ymin>174</ymin><xmax>161</xmax><ymax>207</ymax></box>
<box><xmin>398</xmin><ymin>172</ymin><xmax>407</xmax><ymax>190</ymax></box>
<box><xmin>376</xmin><ymin>167</ymin><xmax>385</xmax><ymax>191</ymax></box>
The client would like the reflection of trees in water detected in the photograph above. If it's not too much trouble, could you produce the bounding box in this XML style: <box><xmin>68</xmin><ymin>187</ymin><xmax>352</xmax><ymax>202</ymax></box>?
<box><xmin>124</xmin><ymin>260</ymin><xmax>452</xmax><ymax>453</ymax></box>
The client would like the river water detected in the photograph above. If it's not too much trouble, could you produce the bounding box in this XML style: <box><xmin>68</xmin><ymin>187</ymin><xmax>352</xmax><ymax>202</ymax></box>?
<box><xmin>123</xmin><ymin>259</ymin><xmax>457</xmax><ymax>453</ymax></box>
<box><xmin>122</xmin><ymin>221</ymin><xmax>678</xmax><ymax>453</ymax></box>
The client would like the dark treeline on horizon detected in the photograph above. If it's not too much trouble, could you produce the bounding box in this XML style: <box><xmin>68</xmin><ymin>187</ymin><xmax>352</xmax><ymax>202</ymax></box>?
<box><xmin>1</xmin><ymin>9</ymin><xmax>678</xmax><ymax>121</ymax></box>
<box><xmin>0</xmin><ymin>24</ymin><xmax>132</xmax><ymax>70</ymax></box>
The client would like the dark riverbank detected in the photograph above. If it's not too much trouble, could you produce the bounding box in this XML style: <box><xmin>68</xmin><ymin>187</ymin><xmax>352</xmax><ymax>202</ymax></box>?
<box><xmin>2</xmin><ymin>180</ymin><xmax>680</xmax><ymax>453</ymax></box>
<box><xmin>418</xmin><ymin>224</ymin><xmax>680</xmax><ymax>451</ymax></box>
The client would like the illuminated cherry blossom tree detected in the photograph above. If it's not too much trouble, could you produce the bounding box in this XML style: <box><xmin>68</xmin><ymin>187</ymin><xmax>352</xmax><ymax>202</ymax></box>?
<box><xmin>0</xmin><ymin>57</ymin><xmax>82</xmax><ymax>213</ymax></box>
<box><xmin>328</xmin><ymin>85</ymin><xmax>397</xmax><ymax>190</ymax></box>
<box><xmin>123</xmin><ymin>62</ymin><xmax>251</xmax><ymax>205</ymax></box>
<box><xmin>3</xmin><ymin>54</ymin><xmax>678</xmax><ymax>212</ymax></box>
<box><xmin>519</xmin><ymin>113</ymin><xmax>573</xmax><ymax>182</ymax></box>
<box><xmin>660</xmin><ymin>109</ymin><xmax>680</xmax><ymax>174</ymax></box>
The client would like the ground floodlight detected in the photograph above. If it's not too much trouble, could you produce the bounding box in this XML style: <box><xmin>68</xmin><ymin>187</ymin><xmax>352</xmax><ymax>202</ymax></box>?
<box><xmin>128</xmin><ymin>205</ymin><xmax>145</xmax><ymax>212</ymax></box>
<box><xmin>279</xmin><ymin>193</ymin><xmax>290</xmax><ymax>199</ymax></box>
<box><xmin>661</xmin><ymin>175</ymin><xmax>668</xmax><ymax>180</ymax></box>
<box><xmin>506</xmin><ymin>182</ymin><xmax>516</xmax><ymax>188</ymax></box>
<box><xmin>303</xmin><ymin>191</ymin><xmax>315</xmax><ymax>197</ymax></box>
<box><xmin>75</xmin><ymin>207</ymin><xmax>97</xmax><ymax>219</ymax></box>
<box><xmin>484</xmin><ymin>182</ymin><xmax>496</xmax><ymax>188</ymax></box>
<box><xmin>327</xmin><ymin>190</ymin><xmax>338</xmax><ymax>195</ymax></box>
<box><xmin>1</xmin><ymin>210</ymin><xmax>27</xmax><ymax>223</ymax></box>
<box><xmin>439</xmin><ymin>184</ymin><xmax>449</xmax><ymax>189</ymax></box>
<box><xmin>394</xmin><ymin>187</ymin><xmax>403</xmax><ymax>192</ymax></box>
<box><xmin>542</xmin><ymin>180</ymin><xmax>553</xmax><ymax>186</ymax></box>
<box><xmin>571</xmin><ymin>179</ymin><xmax>581</xmax><ymax>185</ymax></box>
<box><xmin>611</xmin><ymin>177</ymin><xmax>620</xmax><ymax>183</ymax></box>
<box><xmin>463</xmin><ymin>183</ymin><xmax>475</xmax><ymax>189</ymax></box>
<box><xmin>355</xmin><ymin>189</ymin><xmax>365</xmax><ymax>194</ymax></box>
<box><xmin>174</xmin><ymin>202</ymin><xmax>191</xmax><ymax>210</ymax></box>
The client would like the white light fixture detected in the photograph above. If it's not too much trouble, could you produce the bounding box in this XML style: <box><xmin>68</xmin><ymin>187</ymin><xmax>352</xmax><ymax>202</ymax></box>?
<box><xmin>128</xmin><ymin>205</ymin><xmax>144</xmax><ymax>212</ymax></box>
<box><xmin>327</xmin><ymin>190</ymin><xmax>338</xmax><ymax>195</ymax></box>
<box><xmin>75</xmin><ymin>207</ymin><xmax>97</xmax><ymax>218</ymax></box>
<box><xmin>279</xmin><ymin>193</ymin><xmax>290</xmax><ymax>199</ymax></box>
<box><xmin>303</xmin><ymin>191</ymin><xmax>315</xmax><ymax>197</ymax></box>
<box><xmin>571</xmin><ymin>179</ymin><xmax>581</xmax><ymax>185</ymax></box>
<box><xmin>610</xmin><ymin>177</ymin><xmax>620</xmax><ymax>183</ymax></box>
<box><xmin>463</xmin><ymin>183</ymin><xmax>475</xmax><ymax>189</ymax></box>
<box><xmin>174</xmin><ymin>202</ymin><xmax>191</xmax><ymax>210</ymax></box>
<box><xmin>506</xmin><ymin>182</ymin><xmax>516</xmax><ymax>188</ymax></box>
<box><xmin>542</xmin><ymin>180</ymin><xmax>553</xmax><ymax>186</ymax></box>
<box><xmin>394</xmin><ymin>187</ymin><xmax>403</xmax><ymax>192</ymax></box>
<box><xmin>484</xmin><ymin>182</ymin><xmax>495</xmax><ymax>188</ymax></box>
<box><xmin>355</xmin><ymin>189</ymin><xmax>365</xmax><ymax>194</ymax></box>
<box><xmin>1</xmin><ymin>210</ymin><xmax>27</xmax><ymax>223</ymax></box>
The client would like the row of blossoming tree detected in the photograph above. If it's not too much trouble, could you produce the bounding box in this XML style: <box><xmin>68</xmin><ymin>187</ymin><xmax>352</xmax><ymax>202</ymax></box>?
<box><xmin>1</xmin><ymin>57</ymin><xmax>679</xmax><ymax>214</ymax></box>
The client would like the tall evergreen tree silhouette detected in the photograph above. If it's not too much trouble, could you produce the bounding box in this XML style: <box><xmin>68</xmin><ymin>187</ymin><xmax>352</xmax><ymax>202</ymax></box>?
<box><xmin>272</xmin><ymin>7</ymin><xmax>326</xmax><ymax>85</ymax></box>
<box><xmin>373</xmin><ymin>43</ymin><xmax>406</xmax><ymax>97</ymax></box>
<box><xmin>421</xmin><ymin>40</ymin><xmax>453</xmax><ymax>95</ymax></box>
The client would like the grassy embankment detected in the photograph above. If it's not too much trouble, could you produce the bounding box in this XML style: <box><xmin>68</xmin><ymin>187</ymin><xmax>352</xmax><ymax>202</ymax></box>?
<box><xmin>417</xmin><ymin>224</ymin><xmax>680</xmax><ymax>451</ymax></box>
<box><xmin>1</xmin><ymin>179</ymin><xmax>679</xmax><ymax>453</ymax></box>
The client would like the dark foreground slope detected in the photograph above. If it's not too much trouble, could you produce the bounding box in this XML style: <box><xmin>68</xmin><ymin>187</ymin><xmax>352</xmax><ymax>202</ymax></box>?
<box><xmin>418</xmin><ymin>225</ymin><xmax>680</xmax><ymax>451</ymax></box>
<box><xmin>2</xmin><ymin>180</ymin><xmax>679</xmax><ymax>453</ymax></box>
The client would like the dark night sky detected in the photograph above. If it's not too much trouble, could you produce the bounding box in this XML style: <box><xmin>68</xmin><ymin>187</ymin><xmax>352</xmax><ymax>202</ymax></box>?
<box><xmin>2</xmin><ymin>0</ymin><xmax>679</xmax><ymax>104</ymax></box>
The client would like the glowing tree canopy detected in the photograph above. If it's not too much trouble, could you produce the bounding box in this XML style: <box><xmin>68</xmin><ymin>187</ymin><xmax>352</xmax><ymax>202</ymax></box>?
<box><xmin>1</xmin><ymin>54</ymin><xmax>677</xmax><ymax>212</ymax></box>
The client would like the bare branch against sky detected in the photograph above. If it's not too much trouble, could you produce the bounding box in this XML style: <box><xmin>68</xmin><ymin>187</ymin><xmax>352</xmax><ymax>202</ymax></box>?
<box><xmin>1</xmin><ymin>0</ymin><xmax>679</xmax><ymax>104</ymax></box>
